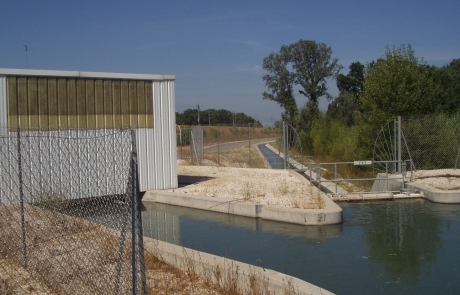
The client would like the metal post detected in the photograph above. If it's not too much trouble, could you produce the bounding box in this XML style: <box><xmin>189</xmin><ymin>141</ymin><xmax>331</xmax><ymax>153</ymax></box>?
<box><xmin>401</xmin><ymin>162</ymin><xmax>407</xmax><ymax>189</ymax></box>
<box><xmin>130</xmin><ymin>127</ymin><xmax>146</xmax><ymax>295</ymax></box>
<box><xmin>316</xmin><ymin>164</ymin><xmax>321</xmax><ymax>189</ymax></box>
<box><xmin>335</xmin><ymin>163</ymin><xmax>338</xmax><ymax>194</ymax></box>
<box><xmin>285</xmin><ymin>124</ymin><xmax>289</xmax><ymax>169</ymax></box>
<box><xmin>385</xmin><ymin>162</ymin><xmax>389</xmax><ymax>192</ymax></box>
<box><xmin>248</xmin><ymin>124</ymin><xmax>251</xmax><ymax>167</ymax></box>
<box><xmin>283</xmin><ymin>121</ymin><xmax>287</xmax><ymax>169</ymax></box>
<box><xmin>17</xmin><ymin>126</ymin><xmax>27</xmax><ymax>268</ymax></box>
<box><xmin>217</xmin><ymin>126</ymin><xmax>220</xmax><ymax>166</ymax></box>
<box><xmin>398</xmin><ymin>116</ymin><xmax>402</xmax><ymax>174</ymax></box>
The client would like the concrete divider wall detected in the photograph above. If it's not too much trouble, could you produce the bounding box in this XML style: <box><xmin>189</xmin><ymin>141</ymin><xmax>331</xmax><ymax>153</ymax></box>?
<box><xmin>371</xmin><ymin>175</ymin><xmax>460</xmax><ymax>203</ymax></box>
<box><xmin>143</xmin><ymin>190</ymin><xmax>342</xmax><ymax>225</ymax></box>
<box><xmin>144</xmin><ymin>237</ymin><xmax>334</xmax><ymax>295</ymax></box>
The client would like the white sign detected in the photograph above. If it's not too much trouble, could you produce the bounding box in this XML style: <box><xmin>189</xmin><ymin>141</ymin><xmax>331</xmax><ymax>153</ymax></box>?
<box><xmin>354</xmin><ymin>160</ymin><xmax>372</xmax><ymax>165</ymax></box>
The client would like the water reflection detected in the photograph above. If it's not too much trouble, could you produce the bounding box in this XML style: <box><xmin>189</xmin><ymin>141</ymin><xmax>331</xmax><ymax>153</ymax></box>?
<box><xmin>142</xmin><ymin>202</ymin><xmax>342</xmax><ymax>241</ymax></box>
<box><xmin>141</xmin><ymin>199</ymin><xmax>460</xmax><ymax>294</ymax></box>
<box><xmin>351</xmin><ymin>199</ymin><xmax>448</xmax><ymax>282</ymax></box>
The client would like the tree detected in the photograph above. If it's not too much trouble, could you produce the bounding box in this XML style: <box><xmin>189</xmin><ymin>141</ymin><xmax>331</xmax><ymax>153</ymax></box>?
<box><xmin>336</xmin><ymin>62</ymin><xmax>364</xmax><ymax>94</ymax></box>
<box><xmin>435</xmin><ymin>59</ymin><xmax>460</xmax><ymax>113</ymax></box>
<box><xmin>360</xmin><ymin>45</ymin><xmax>443</xmax><ymax>119</ymax></box>
<box><xmin>327</xmin><ymin>91</ymin><xmax>359</xmax><ymax>126</ymax></box>
<box><xmin>288</xmin><ymin>40</ymin><xmax>342</xmax><ymax>104</ymax></box>
<box><xmin>327</xmin><ymin>62</ymin><xmax>365</xmax><ymax>126</ymax></box>
<box><xmin>262</xmin><ymin>49</ymin><xmax>298</xmax><ymax>124</ymax></box>
<box><xmin>355</xmin><ymin>45</ymin><xmax>444</xmax><ymax>158</ymax></box>
<box><xmin>262</xmin><ymin>40</ymin><xmax>341</xmax><ymax>124</ymax></box>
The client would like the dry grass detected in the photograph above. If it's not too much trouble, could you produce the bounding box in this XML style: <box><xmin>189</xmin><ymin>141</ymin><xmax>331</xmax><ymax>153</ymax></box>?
<box><xmin>177</xmin><ymin>164</ymin><xmax>327</xmax><ymax>209</ymax></box>
<box><xmin>204</xmin><ymin>144</ymin><xmax>267</xmax><ymax>169</ymax></box>
<box><xmin>0</xmin><ymin>204</ymin><xmax>133</xmax><ymax>295</ymax></box>
<box><xmin>0</xmin><ymin>202</ymin><xmax>281</xmax><ymax>295</ymax></box>
<box><xmin>144</xmin><ymin>245</ymin><xmax>274</xmax><ymax>295</ymax></box>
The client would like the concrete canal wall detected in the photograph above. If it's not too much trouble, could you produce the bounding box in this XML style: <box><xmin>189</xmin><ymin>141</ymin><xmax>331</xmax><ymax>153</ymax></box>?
<box><xmin>144</xmin><ymin>237</ymin><xmax>334</xmax><ymax>295</ymax></box>
<box><xmin>143</xmin><ymin>188</ymin><xmax>342</xmax><ymax>225</ymax></box>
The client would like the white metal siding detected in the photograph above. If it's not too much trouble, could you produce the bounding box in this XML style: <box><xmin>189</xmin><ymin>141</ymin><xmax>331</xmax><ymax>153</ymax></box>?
<box><xmin>0</xmin><ymin>69</ymin><xmax>177</xmax><ymax>193</ymax></box>
<box><xmin>0</xmin><ymin>129</ymin><xmax>131</xmax><ymax>205</ymax></box>
<box><xmin>0</xmin><ymin>77</ymin><xmax>6</xmax><ymax>126</ymax></box>
<box><xmin>137</xmin><ymin>80</ymin><xmax>177</xmax><ymax>191</ymax></box>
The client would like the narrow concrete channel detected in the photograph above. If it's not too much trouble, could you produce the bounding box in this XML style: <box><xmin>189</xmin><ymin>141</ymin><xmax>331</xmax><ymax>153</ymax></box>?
<box><xmin>257</xmin><ymin>143</ymin><xmax>296</xmax><ymax>169</ymax></box>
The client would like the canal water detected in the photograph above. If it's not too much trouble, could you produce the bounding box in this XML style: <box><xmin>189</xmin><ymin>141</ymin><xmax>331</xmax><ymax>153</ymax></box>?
<box><xmin>142</xmin><ymin>199</ymin><xmax>460</xmax><ymax>295</ymax></box>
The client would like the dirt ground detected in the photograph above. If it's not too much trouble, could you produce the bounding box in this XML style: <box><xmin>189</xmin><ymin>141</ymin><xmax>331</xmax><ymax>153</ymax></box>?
<box><xmin>173</xmin><ymin>160</ymin><xmax>326</xmax><ymax>209</ymax></box>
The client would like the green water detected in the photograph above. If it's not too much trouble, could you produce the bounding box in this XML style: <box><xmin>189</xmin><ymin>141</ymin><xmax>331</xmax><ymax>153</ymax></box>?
<box><xmin>142</xmin><ymin>199</ymin><xmax>460</xmax><ymax>294</ymax></box>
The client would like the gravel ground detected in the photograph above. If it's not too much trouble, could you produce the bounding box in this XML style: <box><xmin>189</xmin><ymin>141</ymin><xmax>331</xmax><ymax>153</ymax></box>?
<box><xmin>173</xmin><ymin>161</ymin><xmax>325</xmax><ymax>209</ymax></box>
<box><xmin>414</xmin><ymin>169</ymin><xmax>460</xmax><ymax>190</ymax></box>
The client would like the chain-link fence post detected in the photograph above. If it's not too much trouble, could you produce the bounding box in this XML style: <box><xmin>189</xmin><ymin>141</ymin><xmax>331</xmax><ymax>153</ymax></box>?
<box><xmin>248</xmin><ymin>124</ymin><xmax>251</xmax><ymax>167</ymax></box>
<box><xmin>16</xmin><ymin>126</ymin><xmax>28</xmax><ymax>268</ymax></box>
<box><xmin>217</xmin><ymin>125</ymin><xmax>220</xmax><ymax>166</ymax></box>
<box><xmin>130</xmin><ymin>127</ymin><xmax>146</xmax><ymax>295</ymax></box>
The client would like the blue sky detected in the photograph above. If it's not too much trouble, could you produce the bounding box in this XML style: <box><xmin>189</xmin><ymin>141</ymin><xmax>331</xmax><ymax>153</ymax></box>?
<box><xmin>1</xmin><ymin>1</ymin><xmax>459</xmax><ymax>126</ymax></box>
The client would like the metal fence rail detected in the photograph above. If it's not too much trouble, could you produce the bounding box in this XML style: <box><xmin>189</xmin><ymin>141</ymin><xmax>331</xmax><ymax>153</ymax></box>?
<box><xmin>311</xmin><ymin>160</ymin><xmax>414</xmax><ymax>195</ymax></box>
<box><xmin>0</xmin><ymin>127</ymin><xmax>145</xmax><ymax>295</ymax></box>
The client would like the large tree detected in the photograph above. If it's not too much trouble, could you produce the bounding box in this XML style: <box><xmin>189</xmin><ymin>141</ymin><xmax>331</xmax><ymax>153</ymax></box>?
<box><xmin>327</xmin><ymin>62</ymin><xmax>365</xmax><ymax>126</ymax></box>
<box><xmin>262</xmin><ymin>40</ymin><xmax>341</xmax><ymax>124</ymax></box>
<box><xmin>262</xmin><ymin>48</ymin><xmax>297</xmax><ymax>124</ymax></box>
<box><xmin>288</xmin><ymin>40</ymin><xmax>342</xmax><ymax>104</ymax></box>
<box><xmin>435</xmin><ymin>59</ymin><xmax>460</xmax><ymax>113</ymax></box>
<box><xmin>360</xmin><ymin>45</ymin><xmax>443</xmax><ymax>119</ymax></box>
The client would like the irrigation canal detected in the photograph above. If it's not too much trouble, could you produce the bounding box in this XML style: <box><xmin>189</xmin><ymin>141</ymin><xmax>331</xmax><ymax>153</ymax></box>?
<box><xmin>142</xmin><ymin>200</ymin><xmax>460</xmax><ymax>295</ymax></box>
<box><xmin>257</xmin><ymin>143</ymin><xmax>296</xmax><ymax>169</ymax></box>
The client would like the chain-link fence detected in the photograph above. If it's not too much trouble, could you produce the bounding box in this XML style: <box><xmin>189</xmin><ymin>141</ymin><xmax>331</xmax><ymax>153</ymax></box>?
<box><xmin>402</xmin><ymin>114</ymin><xmax>460</xmax><ymax>171</ymax></box>
<box><xmin>0</xmin><ymin>127</ymin><xmax>145</xmax><ymax>295</ymax></box>
<box><xmin>177</xmin><ymin>125</ymin><xmax>282</xmax><ymax>168</ymax></box>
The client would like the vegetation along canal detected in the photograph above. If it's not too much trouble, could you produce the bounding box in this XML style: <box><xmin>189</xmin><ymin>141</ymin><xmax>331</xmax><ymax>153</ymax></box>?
<box><xmin>142</xmin><ymin>199</ymin><xmax>460</xmax><ymax>295</ymax></box>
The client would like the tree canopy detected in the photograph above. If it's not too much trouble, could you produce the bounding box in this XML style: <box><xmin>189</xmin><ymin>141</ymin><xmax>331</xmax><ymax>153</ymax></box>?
<box><xmin>327</xmin><ymin>62</ymin><xmax>365</xmax><ymax>126</ymax></box>
<box><xmin>262</xmin><ymin>40</ymin><xmax>341</xmax><ymax>124</ymax></box>
<box><xmin>360</xmin><ymin>45</ymin><xmax>443</xmax><ymax>119</ymax></box>
<box><xmin>176</xmin><ymin>108</ymin><xmax>260</xmax><ymax>126</ymax></box>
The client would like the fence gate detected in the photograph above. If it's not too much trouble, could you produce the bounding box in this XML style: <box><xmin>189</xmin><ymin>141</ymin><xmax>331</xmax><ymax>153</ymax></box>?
<box><xmin>190</xmin><ymin>126</ymin><xmax>204</xmax><ymax>164</ymax></box>
<box><xmin>0</xmin><ymin>127</ymin><xmax>145</xmax><ymax>295</ymax></box>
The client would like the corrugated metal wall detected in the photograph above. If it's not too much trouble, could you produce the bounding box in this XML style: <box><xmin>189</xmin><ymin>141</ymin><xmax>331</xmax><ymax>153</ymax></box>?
<box><xmin>0</xmin><ymin>128</ymin><xmax>132</xmax><ymax>204</ymax></box>
<box><xmin>6</xmin><ymin>76</ymin><xmax>153</xmax><ymax>129</ymax></box>
<box><xmin>0</xmin><ymin>72</ymin><xmax>177</xmax><ymax>192</ymax></box>
<box><xmin>137</xmin><ymin>80</ymin><xmax>177</xmax><ymax>191</ymax></box>
<box><xmin>0</xmin><ymin>77</ymin><xmax>6</xmax><ymax>126</ymax></box>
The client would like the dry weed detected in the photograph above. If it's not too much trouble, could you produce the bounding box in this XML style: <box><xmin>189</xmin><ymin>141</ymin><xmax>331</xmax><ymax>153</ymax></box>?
<box><xmin>241</xmin><ymin>182</ymin><xmax>254</xmax><ymax>201</ymax></box>
<box><xmin>282</xmin><ymin>277</ymin><xmax>299</xmax><ymax>295</ymax></box>
<box><xmin>277</xmin><ymin>179</ymin><xmax>290</xmax><ymax>196</ymax></box>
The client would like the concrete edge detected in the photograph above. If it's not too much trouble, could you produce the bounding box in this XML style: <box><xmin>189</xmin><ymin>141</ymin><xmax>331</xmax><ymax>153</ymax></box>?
<box><xmin>143</xmin><ymin>190</ymin><xmax>342</xmax><ymax>225</ymax></box>
<box><xmin>372</xmin><ymin>175</ymin><xmax>460</xmax><ymax>203</ymax></box>
<box><xmin>263</xmin><ymin>143</ymin><xmax>349</xmax><ymax>195</ymax></box>
<box><xmin>406</xmin><ymin>181</ymin><xmax>460</xmax><ymax>203</ymax></box>
<box><xmin>144</xmin><ymin>237</ymin><xmax>334</xmax><ymax>295</ymax></box>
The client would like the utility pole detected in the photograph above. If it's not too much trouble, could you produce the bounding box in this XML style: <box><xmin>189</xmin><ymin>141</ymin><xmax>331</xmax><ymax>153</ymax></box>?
<box><xmin>197</xmin><ymin>105</ymin><xmax>200</xmax><ymax>125</ymax></box>
<box><xmin>208</xmin><ymin>112</ymin><xmax>211</xmax><ymax>126</ymax></box>
<box><xmin>23</xmin><ymin>45</ymin><xmax>28</xmax><ymax>69</ymax></box>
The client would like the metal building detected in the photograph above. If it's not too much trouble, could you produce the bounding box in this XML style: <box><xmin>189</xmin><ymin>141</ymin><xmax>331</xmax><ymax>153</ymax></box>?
<box><xmin>0</xmin><ymin>68</ymin><xmax>178</xmax><ymax>191</ymax></box>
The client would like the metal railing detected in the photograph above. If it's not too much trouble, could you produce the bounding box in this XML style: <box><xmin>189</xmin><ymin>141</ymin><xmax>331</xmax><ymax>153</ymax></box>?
<box><xmin>310</xmin><ymin>160</ymin><xmax>414</xmax><ymax>195</ymax></box>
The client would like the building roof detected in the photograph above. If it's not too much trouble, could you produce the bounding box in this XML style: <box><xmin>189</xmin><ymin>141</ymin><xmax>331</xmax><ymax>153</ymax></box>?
<box><xmin>0</xmin><ymin>68</ymin><xmax>175</xmax><ymax>81</ymax></box>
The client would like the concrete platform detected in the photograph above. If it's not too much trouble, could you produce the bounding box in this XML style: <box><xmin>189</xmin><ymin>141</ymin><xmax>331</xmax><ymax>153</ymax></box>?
<box><xmin>330</xmin><ymin>192</ymin><xmax>423</xmax><ymax>202</ymax></box>
<box><xmin>144</xmin><ymin>237</ymin><xmax>334</xmax><ymax>295</ymax></box>
<box><xmin>143</xmin><ymin>189</ymin><xmax>342</xmax><ymax>225</ymax></box>
<box><xmin>371</xmin><ymin>174</ymin><xmax>460</xmax><ymax>203</ymax></box>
